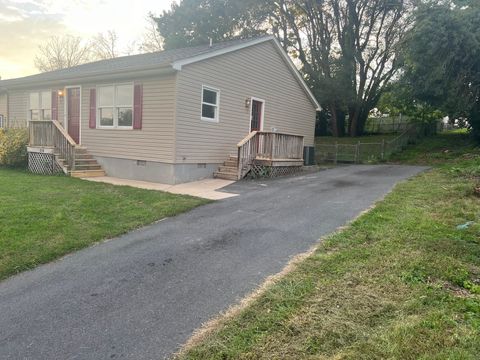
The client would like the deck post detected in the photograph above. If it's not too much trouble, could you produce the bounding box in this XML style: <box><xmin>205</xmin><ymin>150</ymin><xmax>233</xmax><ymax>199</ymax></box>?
<box><xmin>334</xmin><ymin>142</ymin><xmax>338</xmax><ymax>164</ymax></box>
<box><xmin>356</xmin><ymin>141</ymin><xmax>361</xmax><ymax>163</ymax></box>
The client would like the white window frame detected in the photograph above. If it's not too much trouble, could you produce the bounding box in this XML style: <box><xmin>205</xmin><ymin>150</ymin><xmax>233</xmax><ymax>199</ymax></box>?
<box><xmin>96</xmin><ymin>83</ymin><xmax>134</xmax><ymax>130</ymax></box>
<box><xmin>28</xmin><ymin>90</ymin><xmax>52</xmax><ymax>121</ymax></box>
<box><xmin>200</xmin><ymin>85</ymin><xmax>220</xmax><ymax>123</ymax></box>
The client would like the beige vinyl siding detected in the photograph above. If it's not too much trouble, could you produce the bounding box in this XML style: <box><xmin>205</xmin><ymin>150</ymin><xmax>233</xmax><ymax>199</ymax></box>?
<box><xmin>7</xmin><ymin>90</ymin><xmax>28</xmax><ymax>127</ymax></box>
<box><xmin>174</xmin><ymin>41</ymin><xmax>317</xmax><ymax>163</ymax></box>
<box><xmin>0</xmin><ymin>93</ymin><xmax>7</xmax><ymax>118</ymax></box>
<box><xmin>6</xmin><ymin>88</ymin><xmax>65</xmax><ymax>127</ymax></box>
<box><xmin>80</xmin><ymin>74</ymin><xmax>176</xmax><ymax>163</ymax></box>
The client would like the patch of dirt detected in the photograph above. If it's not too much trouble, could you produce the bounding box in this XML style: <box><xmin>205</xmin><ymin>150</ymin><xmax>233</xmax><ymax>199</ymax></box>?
<box><xmin>442</xmin><ymin>282</ymin><xmax>472</xmax><ymax>298</ymax></box>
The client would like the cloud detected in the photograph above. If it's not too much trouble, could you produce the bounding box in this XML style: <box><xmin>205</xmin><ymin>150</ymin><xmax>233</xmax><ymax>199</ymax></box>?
<box><xmin>0</xmin><ymin>0</ymin><xmax>175</xmax><ymax>79</ymax></box>
<box><xmin>0</xmin><ymin>1</ymin><xmax>68</xmax><ymax>79</ymax></box>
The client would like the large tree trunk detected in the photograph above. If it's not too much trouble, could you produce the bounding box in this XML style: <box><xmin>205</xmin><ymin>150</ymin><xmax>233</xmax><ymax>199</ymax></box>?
<box><xmin>329</xmin><ymin>103</ymin><xmax>346</xmax><ymax>137</ymax></box>
<box><xmin>348</xmin><ymin>105</ymin><xmax>370</xmax><ymax>136</ymax></box>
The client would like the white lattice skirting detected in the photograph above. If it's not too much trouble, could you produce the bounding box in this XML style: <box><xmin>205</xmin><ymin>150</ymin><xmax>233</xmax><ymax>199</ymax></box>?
<box><xmin>28</xmin><ymin>151</ymin><xmax>63</xmax><ymax>175</ymax></box>
<box><xmin>249</xmin><ymin>164</ymin><xmax>303</xmax><ymax>179</ymax></box>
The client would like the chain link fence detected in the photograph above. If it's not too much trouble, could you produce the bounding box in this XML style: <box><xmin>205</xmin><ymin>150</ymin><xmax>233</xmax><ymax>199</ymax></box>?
<box><xmin>316</xmin><ymin>123</ymin><xmax>437</xmax><ymax>164</ymax></box>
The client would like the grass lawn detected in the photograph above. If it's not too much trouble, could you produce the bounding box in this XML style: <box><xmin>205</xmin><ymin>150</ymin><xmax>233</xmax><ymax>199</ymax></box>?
<box><xmin>316</xmin><ymin>134</ymin><xmax>397</xmax><ymax>145</ymax></box>
<box><xmin>0</xmin><ymin>169</ymin><xmax>208</xmax><ymax>281</ymax></box>
<box><xmin>178</xmin><ymin>132</ymin><xmax>480</xmax><ymax>359</ymax></box>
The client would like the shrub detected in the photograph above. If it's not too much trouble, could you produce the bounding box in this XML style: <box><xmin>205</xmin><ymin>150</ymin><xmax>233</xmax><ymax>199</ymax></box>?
<box><xmin>0</xmin><ymin>128</ymin><xmax>29</xmax><ymax>167</ymax></box>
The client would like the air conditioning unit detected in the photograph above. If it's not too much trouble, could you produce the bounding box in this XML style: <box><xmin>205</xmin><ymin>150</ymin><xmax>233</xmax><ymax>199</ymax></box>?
<box><xmin>303</xmin><ymin>146</ymin><xmax>315</xmax><ymax>166</ymax></box>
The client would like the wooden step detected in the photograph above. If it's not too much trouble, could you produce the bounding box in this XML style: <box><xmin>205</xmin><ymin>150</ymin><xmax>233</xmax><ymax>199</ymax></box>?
<box><xmin>72</xmin><ymin>164</ymin><xmax>102</xmax><ymax>171</ymax></box>
<box><xmin>75</xmin><ymin>154</ymin><xmax>94</xmax><ymax>160</ymax></box>
<box><xmin>218</xmin><ymin>165</ymin><xmax>237</xmax><ymax>173</ymax></box>
<box><xmin>223</xmin><ymin>160</ymin><xmax>237</xmax><ymax>167</ymax></box>
<box><xmin>70</xmin><ymin>170</ymin><xmax>106</xmax><ymax>178</ymax></box>
<box><xmin>214</xmin><ymin>171</ymin><xmax>238</xmax><ymax>181</ymax></box>
<box><xmin>74</xmin><ymin>159</ymin><xmax>99</xmax><ymax>165</ymax></box>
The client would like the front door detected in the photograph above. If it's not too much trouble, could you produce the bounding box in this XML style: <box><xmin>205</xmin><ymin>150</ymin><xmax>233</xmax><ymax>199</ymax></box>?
<box><xmin>67</xmin><ymin>87</ymin><xmax>80</xmax><ymax>144</ymax></box>
<box><xmin>250</xmin><ymin>99</ymin><xmax>264</xmax><ymax>132</ymax></box>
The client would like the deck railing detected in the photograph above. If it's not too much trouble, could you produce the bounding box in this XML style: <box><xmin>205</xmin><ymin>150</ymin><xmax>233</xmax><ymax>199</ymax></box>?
<box><xmin>29</xmin><ymin>120</ymin><xmax>77</xmax><ymax>171</ymax></box>
<box><xmin>237</xmin><ymin>131</ymin><xmax>304</xmax><ymax>179</ymax></box>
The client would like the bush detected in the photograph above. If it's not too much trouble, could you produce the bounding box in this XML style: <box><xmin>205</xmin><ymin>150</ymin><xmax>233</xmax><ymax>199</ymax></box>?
<box><xmin>0</xmin><ymin>128</ymin><xmax>29</xmax><ymax>167</ymax></box>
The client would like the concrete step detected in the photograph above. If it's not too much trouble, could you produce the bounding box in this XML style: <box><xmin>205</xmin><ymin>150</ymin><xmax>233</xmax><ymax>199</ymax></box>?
<box><xmin>70</xmin><ymin>170</ymin><xmax>106</xmax><ymax>178</ymax></box>
<box><xmin>214</xmin><ymin>171</ymin><xmax>238</xmax><ymax>181</ymax></box>
<box><xmin>229</xmin><ymin>155</ymin><xmax>238</xmax><ymax>161</ymax></box>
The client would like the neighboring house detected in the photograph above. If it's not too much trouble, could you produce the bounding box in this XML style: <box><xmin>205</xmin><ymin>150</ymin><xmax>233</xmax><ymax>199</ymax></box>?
<box><xmin>0</xmin><ymin>36</ymin><xmax>320</xmax><ymax>184</ymax></box>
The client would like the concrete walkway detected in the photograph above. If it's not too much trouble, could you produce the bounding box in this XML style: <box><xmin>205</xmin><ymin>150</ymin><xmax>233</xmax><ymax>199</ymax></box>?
<box><xmin>0</xmin><ymin>165</ymin><xmax>427</xmax><ymax>360</ymax></box>
<box><xmin>83</xmin><ymin>176</ymin><xmax>238</xmax><ymax>200</ymax></box>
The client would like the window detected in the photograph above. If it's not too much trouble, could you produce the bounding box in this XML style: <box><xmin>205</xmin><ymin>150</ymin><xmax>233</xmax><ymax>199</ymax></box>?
<box><xmin>97</xmin><ymin>84</ymin><xmax>133</xmax><ymax>128</ymax></box>
<box><xmin>29</xmin><ymin>91</ymin><xmax>51</xmax><ymax>120</ymax></box>
<box><xmin>201</xmin><ymin>86</ymin><xmax>219</xmax><ymax>122</ymax></box>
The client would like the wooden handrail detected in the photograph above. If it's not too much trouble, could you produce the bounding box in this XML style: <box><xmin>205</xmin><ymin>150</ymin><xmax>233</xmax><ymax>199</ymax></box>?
<box><xmin>236</xmin><ymin>131</ymin><xmax>304</xmax><ymax>180</ymax></box>
<box><xmin>237</xmin><ymin>131</ymin><xmax>258</xmax><ymax>147</ymax></box>
<box><xmin>52</xmin><ymin>120</ymin><xmax>76</xmax><ymax>146</ymax></box>
<box><xmin>29</xmin><ymin>120</ymin><xmax>77</xmax><ymax>172</ymax></box>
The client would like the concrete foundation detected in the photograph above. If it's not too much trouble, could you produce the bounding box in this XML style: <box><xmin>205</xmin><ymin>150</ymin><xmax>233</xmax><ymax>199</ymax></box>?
<box><xmin>94</xmin><ymin>156</ymin><xmax>220</xmax><ymax>185</ymax></box>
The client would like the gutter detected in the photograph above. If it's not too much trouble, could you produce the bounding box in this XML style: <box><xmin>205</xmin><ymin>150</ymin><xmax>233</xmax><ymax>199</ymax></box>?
<box><xmin>0</xmin><ymin>65</ymin><xmax>176</xmax><ymax>90</ymax></box>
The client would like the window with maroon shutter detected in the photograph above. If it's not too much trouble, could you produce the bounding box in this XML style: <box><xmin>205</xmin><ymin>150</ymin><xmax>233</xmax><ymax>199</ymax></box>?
<box><xmin>51</xmin><ymin>90</ymin><xmax>58</xmax><ymax>121</ymax></box>
<box><xmin>89</xmin><ymin>88</ymin><xmax>96</xmax><ymax>128</ymax></box>
<box><xmin>133</xmin><ymin>84</ymin><xmax>143</xmax><ymax>129</ymax></box>
<box><xmin>95</xmin><ymin>84</ymin><xmax>136</xmax><ymax>129</ymax></box>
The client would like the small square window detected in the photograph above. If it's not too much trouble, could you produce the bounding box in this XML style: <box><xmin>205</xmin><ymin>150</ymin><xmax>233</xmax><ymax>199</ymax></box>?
<box><xmin>97</xmin><ymin>84</ymin><xmax>133</xmax><ymax>128</ymax></box>
<box><xmin>201</xmin><ymin>86</ymin><xmax>219</xmax><ymax>122</ymax></box>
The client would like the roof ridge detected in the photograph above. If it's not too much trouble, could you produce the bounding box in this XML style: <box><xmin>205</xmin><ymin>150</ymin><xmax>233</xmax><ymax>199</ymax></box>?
<box><xmin>0</xmin><ymin>35</ymin><xmax>274</xmax><ymax>83</ymax></box>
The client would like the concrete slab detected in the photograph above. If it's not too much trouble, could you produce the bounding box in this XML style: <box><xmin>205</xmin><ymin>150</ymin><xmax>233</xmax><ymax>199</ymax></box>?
<box><xmin>82</xmin><ymin>176</ymin><xmax>238</xmax><ymax>200</ymax></box>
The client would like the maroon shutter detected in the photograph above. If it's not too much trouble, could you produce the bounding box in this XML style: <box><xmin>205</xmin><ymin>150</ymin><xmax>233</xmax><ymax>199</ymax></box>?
<box><xmin>51</xmin><ymin>90</ymin><xmax>58</xmax><ymax>121</ymax></box>
<box><xmin>89</xmin><ymin>88</ymin><xmax>96</xmax><ymax>129</ymax></box>
<box><xmin>133</xmin><ymin>84</ymin><xmax>143</xmax><ymax>129</ymax></box>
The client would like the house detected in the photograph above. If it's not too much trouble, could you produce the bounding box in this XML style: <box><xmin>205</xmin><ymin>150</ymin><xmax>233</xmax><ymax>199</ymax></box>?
<box><xmin>0</xmin><ymin>36</ymin><xmax>320</xmax><ymax>184</ymax></box>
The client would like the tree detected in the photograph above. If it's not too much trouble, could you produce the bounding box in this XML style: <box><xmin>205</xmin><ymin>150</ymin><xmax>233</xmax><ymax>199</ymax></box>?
<box><xmin>91</xmin><ymin>30</ymin><xmax>121</xmax><ymax>60</ymax></box>
<box><xmin>154</xmin><ymin>0</ymin><xmax>414</xmax><ymax>136</ymax></box>
<box><xmin>402</xmin><ymin>0</ymin><xmax>480</xmax><ymax>140</ymax></box>
<box><xmin>34</xmin><ymin>35</ymin><xmax>92</xmax><ymax>72</ymax></box>
<box><xmin>139</xmin><ymin>15</ymin><xmax>164</xmax><ymax>53</ymax></box>
<box><xmin>154</xmin><ymin>0</ymin><xmax>269</xmax><ymax>50</ymax></box>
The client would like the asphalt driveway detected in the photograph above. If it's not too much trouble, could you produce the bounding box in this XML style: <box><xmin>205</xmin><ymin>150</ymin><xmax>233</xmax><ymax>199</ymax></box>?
<box><xmin>0</xmin><ymin>165</ymin><xmax>427</xmax><ymax>359</ymax></box>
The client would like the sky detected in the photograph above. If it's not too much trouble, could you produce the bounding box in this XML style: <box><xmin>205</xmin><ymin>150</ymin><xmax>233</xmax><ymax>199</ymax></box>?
<box><xmin>0</xmin><ymin>0</ymin><xmax>176</xmax><ymax>80</ymax></box>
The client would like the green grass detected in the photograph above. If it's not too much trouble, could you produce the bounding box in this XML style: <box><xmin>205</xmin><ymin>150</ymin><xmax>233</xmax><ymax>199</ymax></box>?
<box><xmin>316</xmin><ymin>134</ymin><xmax>396</xmax><ymax>145</ymax></box>
<box><xmin>179</xmin><ymin>132</ymin><xmax>480</xmax><ymax>359</ymax></box>
<box><xmin>0</xmin><ymin>169</ymin><xmax>208</xmax><ymax>280</ymax></box>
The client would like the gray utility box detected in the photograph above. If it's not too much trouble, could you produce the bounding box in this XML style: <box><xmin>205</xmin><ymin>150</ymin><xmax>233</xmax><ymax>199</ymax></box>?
<box><xmin>303</xmin><ymin>146</ymin><xmax>315</xmax><ymax>166</ymax></box>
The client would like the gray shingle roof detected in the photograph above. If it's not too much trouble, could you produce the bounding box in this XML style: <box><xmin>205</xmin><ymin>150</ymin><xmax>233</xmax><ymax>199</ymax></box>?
<box><xmin>0</xmin><ymin>36</ymin><xmax>273</xmax><ymax>87</ymax></box>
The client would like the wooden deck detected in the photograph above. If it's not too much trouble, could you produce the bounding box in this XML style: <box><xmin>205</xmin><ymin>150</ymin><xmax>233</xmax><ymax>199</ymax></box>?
<box><xmin>216</xmin><ymin>131</ymin><xmax>305</xmax><ymax>180</ymax></box>
<box><xmin>28</xmin><ymin>120</ymin><xmax>105</xmax><ymax>177</ymax></box>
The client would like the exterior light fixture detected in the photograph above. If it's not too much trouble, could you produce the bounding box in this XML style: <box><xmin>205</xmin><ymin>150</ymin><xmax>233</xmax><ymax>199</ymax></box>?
<box><xmin>58</xmin><ymin>89</ymin><xmax>64</xmax><ymax>97</ymax></box>
<box><xmin>245</xmin><ymin>98</ymin><xmax>251</xmax><ymax>108</ymax></box>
